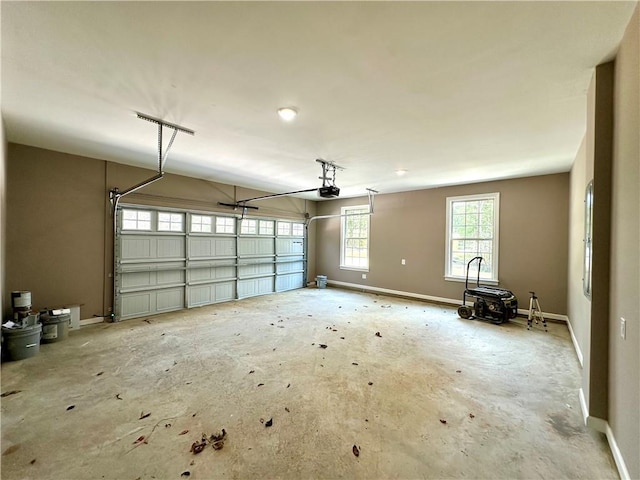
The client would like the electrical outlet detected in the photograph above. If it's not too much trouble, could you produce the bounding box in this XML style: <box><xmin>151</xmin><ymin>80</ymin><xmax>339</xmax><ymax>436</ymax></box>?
<box><xmin>362</xmin><ymin>273</ymin><xmax>367</xmax><ymax>279</ymax></box>
<box><xmin>620</xmin><ymin>317</ymin><xmax>626</xmax><ymax>340</ymax></box>
<box><xmin>401</xmin><ymin>258</ymin><xmax>406</xmax><ymax>265</ymax></box>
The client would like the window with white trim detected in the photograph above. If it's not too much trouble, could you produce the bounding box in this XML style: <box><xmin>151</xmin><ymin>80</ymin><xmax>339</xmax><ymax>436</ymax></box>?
<box><xmin>215</xmin><ymin>216</ymin><xmax>235</xmax><ymax>234</ymax></box>
<box><xmin>191</xmin><ymin>215</ymin><xmax>212</xmax><ymax>233</ymax></box>
<box><xmin>158</xmin><ymin>212</ymin><xmax>184</xmax><ymax>232</ymax></box>
<box><xmin>445</xmin><ymin>193</ymin><xmax>499</xmax><ymax>281</ymax></box>
<box><xmin>340</xmin><ymin>205</ymin><xmax>370</xmax><ymax>270</ymax></box>
<box><xmin>277</xmin><ymin>222</ymin><xmax>291</xmax><ymax>236</ymax></box>
<box><xmin>292</xmin><ymin>223</ymin><xmax>304</xmax><ymax>236</ymax></box>
<box><xmin>240</xmin><ymin>219</ymin><xmax>257</xmax><ymax>235</ymax></box>
<box><xmin>259</xmin><ymin>220</ymin><xmax>274</xmax><ymax>236</ymax></box>
<box><xmin>122</xmin><ymin>209</ymin><xmax>152</xmax><ymax>231</ymax></box>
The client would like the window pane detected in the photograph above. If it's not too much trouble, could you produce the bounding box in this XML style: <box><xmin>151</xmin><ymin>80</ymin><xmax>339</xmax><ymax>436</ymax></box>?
<box><xmin>259</xmin><ymin>220</ymin><xmax>274</xmax><ymax>235</ymax></box>
<box><xmin>292</xmin><ymin>223</ymin><xmax>304</xmax><ymax>236</ymax></box>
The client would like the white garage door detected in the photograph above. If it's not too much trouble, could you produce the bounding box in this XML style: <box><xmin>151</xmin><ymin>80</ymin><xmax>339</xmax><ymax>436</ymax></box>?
<box><xmin>115</xmin><ymin>206</ymin><xmax>306</xmax><ymax>320</ymax></box>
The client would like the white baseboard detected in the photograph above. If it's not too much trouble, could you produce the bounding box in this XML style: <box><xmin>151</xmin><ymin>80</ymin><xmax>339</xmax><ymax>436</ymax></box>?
<box><xmin>80</xmin><ymin>317</ymin><xmax>105</xmax><ymax>326</ymax></box>
<box><xmin>566</xmin><ymin>317</ymin><xmax>584</xmax><ymax>367</ymax></box>
<box><xmin>327</xmin><ymin>280</ymin><xmax>465</xmax><ymax>306</ymax></box>
<box><xmin>326</xmin><ymin>280</ymin><xmax>568</xmax><ymax>320</ymax></box>
<box><xmin>606</xmin><ymin>423</ymin><xmax>631</xmax><ymax>480</ymax></box>
<box><xmin>578</xmin><ymin>388</ymin><xmax>631</xmax><ymax>480</ymax></box>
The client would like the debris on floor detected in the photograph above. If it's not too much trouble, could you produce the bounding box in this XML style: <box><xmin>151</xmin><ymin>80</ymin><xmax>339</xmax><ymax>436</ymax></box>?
<box><xmin>440</xmin><ymin>419</ymin><xmax>447</xmax><ymax>424</ymax></box>
<box><xmin>368</xmin><ymin>382</ymin><xmax>373</xmax><ymax>386</ymax></box>
<box><xmin>179</xmin><ymin>430</ymin><xmax>189</xmax><ymax>435</ymax></box>
<box><xmin>469</xmin><ymin>413</ymin><xmax>475</xmax><ymax>419</ymax></box>
<box><xmin>210</xmin><ymin>429</ymin><xmax>227</xmax><ymax>450</ymax></box>
<box><xmin>265</xmin><ymin>418</ymin><xmax>273</xmax><ymax>427</ymax></box>
<box><xmin>66</xmin><ymin>405</ymin><xmax>75</xmax><ymax>411</ymax></box>
<box><xmin>96</xmin><ymin>371</ymin><xmax>104</xmax><ymax>376</ymax></box>
<box><xmin>139</xmin><ymin>411</ymin><xmax>151</xmax><ymax>420</ymax></box>
<box><xmin>352</xmin><ymin>445</ymin><xmax>360</xmax><ymax>457</ymax></box>
<box><xmin>352</xmin><ymin>362</ymin><xmax>359</xmax><ymax>365</ymax></box>
<box><xmin>190</xmin><ymin>437</ymin><xmax>207</xmax><ymax>454</ymax></box>
<box><xmin>30</xmin><ymin>458</ymin><xmax>36</xmax><ymax>465</ymax></box>
<box><xmin>115</xmin><ymin>394</ymin><xmax>123</xmax><ymax>400</ymax></box>
<box><xmin>133</xmin><ymin>435</ymin><xmax>147</xmax><ymax>445</ymax></box>
<box><xmin>181</xmin><ymin>471</ymin><xmax>191</xmax><ymax>477</ymax></box>
<box><xmin>1</xmin><ymin>390</ymin><xmax>22</xmax><ymax>398</ymax></box>
<box><xmin>319</xmin><ymin>344</ymin><xmax>328</xmax><ymax>349</ymax></box>
<box><xmin>375</xmin><ymin>332</ymin><xmax>382</xmax><ymax>337</ymax></box>
<box><xmin>284</xmin><ymin>407</ymin><xmax>290</xmax><ymax>412</ymax></box>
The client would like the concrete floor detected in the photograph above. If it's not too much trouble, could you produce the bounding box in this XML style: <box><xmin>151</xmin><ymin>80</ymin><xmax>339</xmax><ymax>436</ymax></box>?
<box><xmin>2</xmin><ymin>287</ymin><xmax>617</xmax><ymax>480</ymax></box>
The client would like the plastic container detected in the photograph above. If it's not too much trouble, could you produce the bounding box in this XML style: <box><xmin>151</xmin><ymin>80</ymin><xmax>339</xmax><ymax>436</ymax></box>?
<box><xmin>40</xmin><ymin>313</ymin><xmax>70</xmax><ymax>343</ymax></box>
<box><xmin>316</xmin><ymin>275</ymin><xmax>327</xmax><ymax>289</ymax></box>
<box><xmin>2</xmin><ymin>324</ymin><xmax>42</xmax><ymax>361</ymax></box>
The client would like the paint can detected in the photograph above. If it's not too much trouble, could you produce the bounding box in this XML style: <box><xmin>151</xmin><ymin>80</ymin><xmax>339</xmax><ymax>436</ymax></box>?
<box><xmin>40</xmin><ymin>313</ymin><xmax>70</xmax><ymax>343</ymax></box>
<box><xmin>11</xmin><ymin>291</ymin><xmax>32</xmax><ymax>311</ymax></box>
<box><xmin>316</xmin><ymin>275</ymin><xmax>327</xmax><ymax>289</ymax></box>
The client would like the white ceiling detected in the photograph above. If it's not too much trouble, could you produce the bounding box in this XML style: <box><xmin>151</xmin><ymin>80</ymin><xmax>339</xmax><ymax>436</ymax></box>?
<box><xmin>1</xmin><ymin>1</ymin><xmax>636</xmax><ymax>199</ymax></box>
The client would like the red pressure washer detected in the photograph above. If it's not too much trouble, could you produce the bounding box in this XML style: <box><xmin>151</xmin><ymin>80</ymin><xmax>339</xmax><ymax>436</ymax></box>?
<box><xmin>457</xmin><ymin>256</ymin><xmax>518</xmax><ymax>324</ymax></box>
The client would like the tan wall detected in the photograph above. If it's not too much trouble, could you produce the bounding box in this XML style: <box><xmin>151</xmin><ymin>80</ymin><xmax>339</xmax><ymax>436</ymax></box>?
<box><xmin>316</xmin><ymin>174</ymin><xmax>569</xmax><ymax>315</ymax></box>
<box><xmin>5</xmin><ymin>144</ymin><xmax>317</xmax><ymax>320</ymax></box>
<box><xmin>6</xmin><ymin>144</ymin><xmax>107</xmax><ymax>319</ymax></box>
<box><xmin>609</xmin><ymin>4</ymin><xmax>639</xmax><ymax>477</ymax></box>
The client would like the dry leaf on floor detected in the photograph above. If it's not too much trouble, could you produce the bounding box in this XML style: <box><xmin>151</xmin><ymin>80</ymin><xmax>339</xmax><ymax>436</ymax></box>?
<box><xmin>210</xmin><ymin>429</ymin><xmax>226</xmax><ymax>450</ymax></box>
<box><xmin>1</xmin><ymin>390</ymin><xmax>21</xmax><ymax>398</ymax></box>
<box><xmin>257</xmin><ymin>383</ymin><xmax>264</xmax><ymax>387</ymax></box>
<box><xmin>115</xmin><ymin>394</ymin><xmax>123</xmax><ymax>400</ymax></box>
<box><xmin>249</xmin><ymin>370</ymin><xmax>255</xmax><ymax>374</ymax></box>
<box><xmin>66</xmin><ymin>405</ymin><xmax>75</xmax><ymax>411</ymax></box>
<box><xmin>265</xmin><ymin>418</ymin><xmax>273</xmax><ymax>427</ymax></box>
<box><xmin>440</xmin><ymin>419</ymin><xmax>447</xmax><ymax>424</ymax></box>
<box><xmin>352</xmin><ymin>445</ymin><xmax>360</xmax><ymax>457</ymax></box>
<box><xmin>139</xmin><ymin>411</ymin><xmax>151</xmax><ymax>420</ymax></box>
<box><xmin>133</xmin><ymin>436</ymin><xmax>146</xmax><ymax>444</ymax></box>
<box><xmin>179</xmin><ymin>430</ymin><xmax>189</xmax><ymax>435</ymax></box>
<box><xmin>190</xmin><ymin>438</ymin><xmax>207</xmax><ymax>454</ymax></box>
<box><xmin>2</xmin><ymin>445</ymin><xmax>20</xmax><ymax>456</ymax></box>
<box><xmin>181</xmin><ymin>471</ymin><xmax>191</xmax><ymax>477</ymax></box>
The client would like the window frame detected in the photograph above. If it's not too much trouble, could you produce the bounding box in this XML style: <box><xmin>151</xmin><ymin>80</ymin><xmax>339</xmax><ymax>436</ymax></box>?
<box><xmin>340</xmin><ymin>204</ymin><xmax>370</xmax><ymax>272</ymax></box>
<box><xmin>445</xmin><ymin>192</ymin><xmax>500</xmax><ymax>283</ymax></box>
<box><xmin>191</xmin><ymin>214</ymin><xmax>212</xmax><ymax>233</ymax></box>
<box><xmin>121</xmin><ymin>208</ymin><xmax>152</xmax><ymax>231</ymax></box>
<box><xmin>215</xmin><ymin>216</ymin><xmax>236</xmax><ymax>235</ymax></box>
<box><xmin>157</xmin><ymin>212</ymin><xmax>184</xmax><ymax>232</ymax></box>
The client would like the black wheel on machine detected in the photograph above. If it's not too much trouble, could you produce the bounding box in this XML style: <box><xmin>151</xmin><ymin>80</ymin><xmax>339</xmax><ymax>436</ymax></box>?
<box><xmin>458</xmin><ymin>305</ymin><xmax>473</xmax><ymax>319</ymax></box>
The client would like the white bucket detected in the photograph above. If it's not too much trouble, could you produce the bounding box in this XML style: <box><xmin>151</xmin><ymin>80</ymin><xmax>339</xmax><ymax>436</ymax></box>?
<box><xmin>316</xmin><ymin>275</ymin><xmax>327</xmax><ymax>289</ymax></box>
<box><xmin>11</xmin><ymin>291</ymin><xmax>32</xmax><ymax>310</ymax></box>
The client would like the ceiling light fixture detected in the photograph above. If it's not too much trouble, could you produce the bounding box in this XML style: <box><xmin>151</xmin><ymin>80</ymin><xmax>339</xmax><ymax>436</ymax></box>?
<box><xmin>277</xmin><ymin>107</ymin><xmax>298</xmax><ymax>122</ymax></box>
<box><xmin>395</xmin><ymin>169</ymin><xmax>408</xmax><ymax>176</ymax></box>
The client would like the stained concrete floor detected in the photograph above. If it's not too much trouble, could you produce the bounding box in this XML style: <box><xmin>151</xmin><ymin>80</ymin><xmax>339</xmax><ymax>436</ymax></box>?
<box><xmin>1</xmin><ymin>287</ymin><xmax>617</xmax><ymax>480</ymax></box>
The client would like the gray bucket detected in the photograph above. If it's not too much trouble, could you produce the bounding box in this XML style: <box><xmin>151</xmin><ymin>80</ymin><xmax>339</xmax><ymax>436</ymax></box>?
<box><xmin>316</xmin><ymin>275</ymin><xmax>327</xmax><ymax>289</ymax></box>
<box><xmin>2</xmin><ymin>324</ymin><xmax>42</xmax><ymax>361</ymax></box>
<box><xmin>40</xmin><ymin>313</ymin><xmax>70</xmax><ymax>343</ymax></box>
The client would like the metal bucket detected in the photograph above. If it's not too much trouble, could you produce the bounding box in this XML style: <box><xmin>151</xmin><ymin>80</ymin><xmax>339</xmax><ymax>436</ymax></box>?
<box><xmin>316</xmin><ymin>275</ymin><xmax>327</xmax><ymax>289</ymax></box>
<box><xmin>40</xmin><ymin>313</ymin><xmax>70</xmax><ymax>343</ymax></box>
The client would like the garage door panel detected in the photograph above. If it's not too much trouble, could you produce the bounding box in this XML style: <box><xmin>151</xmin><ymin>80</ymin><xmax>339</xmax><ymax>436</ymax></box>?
<box><xmin>276</xmin><ymin>259</ymin><xmax>304</xmax><ymax>274</ymax></box>
<box><xmin>238</xmin><ymin>277</ymin><xmax>274</xmax><ymax>298</ymax></box>
<box><xmin>238</xmin><ymin>263</ymin><xmax>274</xmax><ymax>278</ymax></box>
<box><xmin>189</xmin><ymin>266</ymin><xmax>236</xmax><ymax>282</ymax></box>
<box><xmin>189</xmin><ymin>237</ymin><xmax>236</xmax><ymax>258</ymax></box>
<box><xmin>121</xmin><ymin>237</ymin><xmax>154</xmax><ymax>260</ymax></box>
<box><xmin>121</xmin><ymin>292</ymin><xmax>154</xmax><ymax>319</ymax></box>
<box><xmin>157</xmin><ymin>237</ymin><xmax>185</xmax><ymax>258</ymax></box>
<box><xmin>238</xmin><ymin>237</ymin><xmax>274</xmax><ymax>256</ymax></box>
<box><xmin>276</xmin><ymin>273</ymin><xmax>304</xmax><ymax>292</ymax></box>
<box><xmin>188</xmin><ymin>281</ymin><xmax>236</xmax><ymax>307</ymax></box>
<box><xmin>276</xmin><ymin>238</ymin><xmax>304</xmax><ymax>255</ymax></box>
<box><xmin>156</xmin><ymin>288</ymin><xmax>185</xmax><ymax>312</ymax></box>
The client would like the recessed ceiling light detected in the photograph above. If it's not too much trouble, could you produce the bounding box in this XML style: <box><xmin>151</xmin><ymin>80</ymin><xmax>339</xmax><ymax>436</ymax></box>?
<box><xmin>395</xmin><ymin>169</ymin><xmax>408</xmax><ymax>176</ymax></box>
<box><xmin>277</xmin><ymin>107</ymin><xmax>298</xmax><ymax>122</ymax></box>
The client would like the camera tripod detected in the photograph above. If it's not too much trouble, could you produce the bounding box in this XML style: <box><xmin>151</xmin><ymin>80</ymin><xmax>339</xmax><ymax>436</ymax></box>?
<box><xmin>527</xmin><ymin>291</ymin><xmax>548</xmax><ymax>332</ymax></box>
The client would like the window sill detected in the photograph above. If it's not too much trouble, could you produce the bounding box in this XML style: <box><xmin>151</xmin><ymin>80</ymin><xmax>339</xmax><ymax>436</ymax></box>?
<box><xmin>340</xmin><ymin>266</ymin><xmax>369</xmax><ymax>273</ymax></box>
<box><xmin>445</xmin><ymin>276</ymin><xmax>499</xmax><ymax>286</ymax></box>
